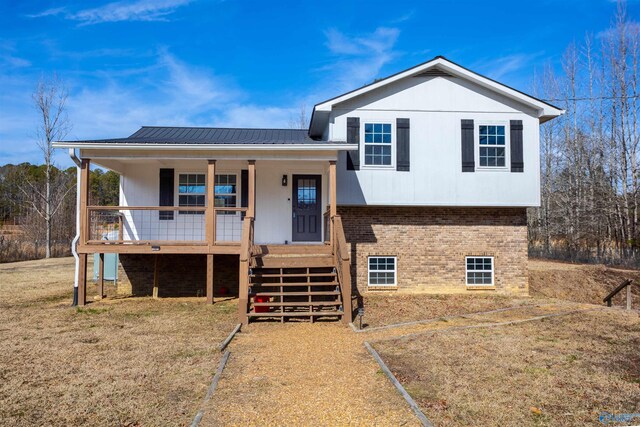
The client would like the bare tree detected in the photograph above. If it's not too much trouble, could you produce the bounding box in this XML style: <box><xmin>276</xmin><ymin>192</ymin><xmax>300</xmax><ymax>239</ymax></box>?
<box><xmin>288</xmin><ymin>104</ymin><xmax>308</xmax><ymax>129</ymax></box>
<box><xmin>22</xmin><ymin>75</ymin><xmax>73</xmax><ymax>258</ymax></box>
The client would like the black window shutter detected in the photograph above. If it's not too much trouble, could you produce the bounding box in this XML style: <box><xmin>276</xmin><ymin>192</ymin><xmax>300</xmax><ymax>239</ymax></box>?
<box><xmin>396</xmin><ymin>118</ymin><xmax>410</xmax><ymax>171</ymax></box>
<box><xmin>240</xmin><ymin>169</ymin><xmax>248</xmax><ymax>218</ymax></box>
<box><xmin>159</xmin><ymin>168</ymin><xmax>174</xmax><ymax>220</ymax></box>
<box><xmin>461</xmin><ymin>119</ymin><xmax>475</xmax><ymax>172</ymax></box>
<box><xmin>346</xmin><ymin>117</ymin><xmax>360</xmax><ymax>170</ymax></box>
<box><xmin>510</xmin><ymin>120</ymin><xmax>524</xmax><ymax>172</ymax></box>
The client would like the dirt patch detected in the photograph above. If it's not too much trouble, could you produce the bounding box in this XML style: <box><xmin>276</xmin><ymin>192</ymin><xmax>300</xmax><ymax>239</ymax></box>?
<box><xmin>0</xmin><ymin>256</ymin><xmax>237</xmax><ymax>426</ymax></box>
<box><xmin>360</xmin><ymin>293</ymin><xmax>533</xmax><ymax>328</ymax></box>
<box><xmin>376</xmin><ymin>309</ymin><xmax>640</xmax><ymax>427</ymax></box>
<box><xmin>529</xmin><ymin>258</ymin><xmax>640</xmax><ymax>306</ymax></box>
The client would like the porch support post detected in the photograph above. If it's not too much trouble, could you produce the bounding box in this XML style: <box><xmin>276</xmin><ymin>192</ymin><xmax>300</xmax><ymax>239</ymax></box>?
<box><xmin>206</xmin><ymin>160</ymin><xmax>216</xmax><ymax>246</ymax></box>
<box><xmin>206</xmin><ymin>254</ymin><xmax>215</xmax><ymax>304</ymax></box>
<box><xmin>247</xmin><ymin>160</ymin><xmax>255</xmax><ymax>218</ymax></box>
<box><xmin>78</xmin><ymin>253</ymin><xmax>87</xmax><ymax>306</ymax></box>
<box><xmin>152</xmin><ymin>255</ymin><xmax>159</xmax><ymax>299</ymax></box>
<box><xmin>97</xmin><ymin>253</ymin><xmax>105</xmax><ymax>300</ymax></box>
<box><xmin>329</xmin><ymin>160</ymin><xmax>337</xmax><ymax>249</ymax></box>
<box><xmin>79</xmin><ymin>158</ymin><xmax>90</xmax><ymax>245</ymax></box>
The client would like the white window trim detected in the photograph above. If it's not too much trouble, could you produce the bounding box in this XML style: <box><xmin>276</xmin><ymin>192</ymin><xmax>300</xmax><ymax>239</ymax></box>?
<box><xmin>475</xmin><ymin>122</ymin><xmax>510</xmax><ymax>171</ymax></box>
<box><xmin>176</xmin><ymin>171</ymin><xmax>207</xmax><ymax>214</ymax></box>
<box><xmin>465</xmin><ymin>256</ymin><xmax>495</xmax><ymax>287</ymax></box>
<box><xmin>367</xmin><ymin>256</ymin><xmax>398</xmax><ymax>287</ymax></box>
<box><xmin>361</xmin><ymin>121</ymin><xmax>396</xmax><ymax>170</ymax></box>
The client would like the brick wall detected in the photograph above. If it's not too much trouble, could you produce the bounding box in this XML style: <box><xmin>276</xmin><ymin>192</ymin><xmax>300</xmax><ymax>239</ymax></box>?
<box><xmin>338</xmin><ymin>206</ymin><xmax>528</xmax><ymax>295</ymax></box>
<box><xmin>117</xmin><ymin>254</ymin><xmax>239</xmax><ymax>297</ymax></box>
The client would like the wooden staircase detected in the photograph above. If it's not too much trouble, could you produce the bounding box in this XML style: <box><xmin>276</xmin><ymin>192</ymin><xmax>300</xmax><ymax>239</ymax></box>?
<box><xmin>247</xmin><ymin>246</ymin><xmax>345</xmax><ymax>322</ymax></box>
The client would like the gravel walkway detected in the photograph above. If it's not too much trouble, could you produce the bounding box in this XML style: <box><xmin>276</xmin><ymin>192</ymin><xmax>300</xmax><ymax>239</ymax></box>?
<box><xmin>199</xmin><ymin>322</ymin><xmax>419</xmax><ymax>426</ymax></box>
<box><xmin>198</xmin><ymin>302</ymin><xmax>594</xmax><ymax>426</ymax></box>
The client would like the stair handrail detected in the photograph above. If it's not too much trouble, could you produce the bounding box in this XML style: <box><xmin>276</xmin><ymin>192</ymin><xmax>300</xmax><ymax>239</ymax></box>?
<box><xmin>238</xmin><ymin>216</ymin><xmax>254</xmax><ymax>324</ymax></box>
<box><xmin>603</xmin><ymin>278</ymin><xmax>637</xmax><ymax>310</ymax></box>
<box><xmin>332</xmin><ymin>215</ymin><xmax>352</xmax><ymax>323</ymax></box>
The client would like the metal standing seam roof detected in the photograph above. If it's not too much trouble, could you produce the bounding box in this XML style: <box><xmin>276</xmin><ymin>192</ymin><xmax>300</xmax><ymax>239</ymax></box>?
<box><xmin>61</xmin><ymin>126</ymin><xmax>345</xmax><ymax>145</ymax></box>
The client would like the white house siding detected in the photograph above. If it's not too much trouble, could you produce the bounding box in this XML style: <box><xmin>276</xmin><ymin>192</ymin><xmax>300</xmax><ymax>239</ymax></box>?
<box><xmin>116</xmin><ymin>158</ymin><xmax>329</xmax><ymax>244</ymax></box>
<box><xmin>329</xmin><ymin>75</ymin><xmax>542</xmax><ymax>207</ymax></box>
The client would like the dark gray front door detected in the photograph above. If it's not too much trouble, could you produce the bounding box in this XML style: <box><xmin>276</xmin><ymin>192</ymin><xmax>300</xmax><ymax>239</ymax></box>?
<box><xmin>292</xmin><ymin>175</ymin><xmax>321</xmax><ymax>242</ymax></box>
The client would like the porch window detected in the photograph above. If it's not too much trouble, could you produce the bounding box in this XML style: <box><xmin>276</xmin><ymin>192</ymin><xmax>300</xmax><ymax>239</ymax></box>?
<box><xmin>466</xmin><ymin>256</ymin><xmax>494</xmax><ymax>286</ymax></box>
<box><xmin>178</xmin><ymin>173</ymin><xmax>205</xmax><ymax>214</ymax></box>
<box><xmin>215</xmin><ymin>174</ymin><xmax>237</xmax><ymax>215</ymax></box>
<box><xmin>478</xmin><ymin>125</ymin><xmax>506</xmax><ymax>167</ymax></box>
<box><xmin>368</xmin><ymin>256</ymin><xmax>397</xmax><ymax>286</ymax></box>
<box><xmin>364</xmin><ymin>123</ymin><xmax>392</xmax><ymax>166</ymax></box>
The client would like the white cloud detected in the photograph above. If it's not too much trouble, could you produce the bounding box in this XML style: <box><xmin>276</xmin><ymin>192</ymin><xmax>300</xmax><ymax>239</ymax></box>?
<box><xmin>476</xmin><ymin>53</ymin><xmax>543</xmax><ymax>81</ymax></box>
<box><xmin>28</xmin><ymin>0</ymin><xmax>193</xmax><ymax>25</ymax></box>
<box><xmin>320</xmin><ymin>27</ymin><xmax>401</xmax><ymax>95</ymax></box>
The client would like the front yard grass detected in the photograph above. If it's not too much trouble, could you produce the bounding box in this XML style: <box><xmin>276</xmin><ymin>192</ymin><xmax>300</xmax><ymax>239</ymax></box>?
<box><xmin>0</xmin><ymin>257</ymin><xmax>237</xmax><ymax>426</ymax></box>
<box><xmin>375</xmin><ymin>309</ymin><xmax>640</xmax><ymax>426</ymax></box>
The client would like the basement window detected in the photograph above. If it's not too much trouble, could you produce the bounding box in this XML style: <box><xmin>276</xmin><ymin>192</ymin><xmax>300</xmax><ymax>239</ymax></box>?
<box><xmin>466</xmin><ymin>257</ymin><xmax>494</xmax><ymax>286</ymax></box>
<box><xmin>368</xmin><ymin>256</ymin><xmax>397</xmax><ymax>286</ymax></box>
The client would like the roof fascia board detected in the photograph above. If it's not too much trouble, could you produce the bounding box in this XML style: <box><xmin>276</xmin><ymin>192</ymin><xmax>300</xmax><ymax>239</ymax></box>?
<box><xmin>53</xmin><ymin>142</ymin><xmax>356</xmax><ymax>151</ymax></box>
<box><xmin>313</xmin><ymin>57</ymin><xmax>564</xmax><ymax>118</ymax></box>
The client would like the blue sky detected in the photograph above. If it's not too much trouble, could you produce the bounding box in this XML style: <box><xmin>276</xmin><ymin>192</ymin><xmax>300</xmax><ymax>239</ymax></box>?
<box><xmin>0</xmin><ymin>0</ymin><xmax>637</xmax><ymax>166</ymax></box>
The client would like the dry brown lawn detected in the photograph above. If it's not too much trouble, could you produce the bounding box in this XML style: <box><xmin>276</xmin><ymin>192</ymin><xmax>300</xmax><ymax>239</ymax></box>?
<box><xmin>529</xmin><ymin>258</ymin><xmax>640</xmax><ymax>305</ymax></box>
<box><xmin>360</xmin><ymin>293</ymin><xmax>535</xmax><ymax>328</ymax></box>
<box><xmin>376</xmin><ymin>309</ymin><xmax>640</xmax><ymax>426</ymax></box>
<box><xmin>0</xmin><ymin>257</ymin><xmax>238</xmax><ymax>427</ymax></box>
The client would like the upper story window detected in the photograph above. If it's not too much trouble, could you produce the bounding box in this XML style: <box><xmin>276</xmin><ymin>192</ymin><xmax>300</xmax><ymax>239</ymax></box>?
<box><xmin>364</xmin><ymin>123</ymin><xmax>392</xmax><ymax>166</ymax></box>
<box><xmin>178</xmin><ymin>173</ymin><xmax>205</xmax><ymax>214</ymax></box>
<box><xmin>479</xmin><ymin>125</ymin><xmax>506</xmax><ymax>168</ymax></box>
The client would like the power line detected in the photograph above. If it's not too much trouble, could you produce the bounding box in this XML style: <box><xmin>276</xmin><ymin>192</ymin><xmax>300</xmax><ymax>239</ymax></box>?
<box><xmin>542</xmin><ymin>94</ymin><xmax>640</xmax><ymax>102</ymax></box>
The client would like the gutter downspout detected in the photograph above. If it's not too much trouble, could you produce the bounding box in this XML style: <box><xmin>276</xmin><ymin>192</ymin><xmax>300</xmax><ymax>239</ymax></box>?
<box><xmin>69</xmin><ymin>148</ymin><xmax>82</xmax><ymax>306</ymax></box>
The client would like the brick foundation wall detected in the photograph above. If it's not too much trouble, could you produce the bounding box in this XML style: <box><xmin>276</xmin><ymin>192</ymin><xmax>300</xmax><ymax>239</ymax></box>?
<box><xmin>338</xmin><ymin>206</ymin><xmax>528</xmax><ymax>295</ymax></box>
<box><xmin>117</xmin><ymin>254</ymin><xmax>239</xmax><ymax>297</ymax></box>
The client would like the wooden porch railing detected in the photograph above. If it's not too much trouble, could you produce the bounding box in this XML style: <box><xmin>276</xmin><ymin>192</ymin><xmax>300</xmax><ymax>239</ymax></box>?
<box><xmin>85</xmin><ymin>205</ymin><xmax>247</xmax><ymax>245</ymax></box>
<box><xmin>332</xmin><ymin>215</ymin><xmax>353</xmax><ymax>323</ymax></box>
<box><xmin>603</xmin><ymin>279</ymin><xmax>637</xmax><ymax>310</ymax></box>
<box><xmin>238</xmin><ymin>216</ymin><xmax>255</xmax><ymax>324</ymax></box>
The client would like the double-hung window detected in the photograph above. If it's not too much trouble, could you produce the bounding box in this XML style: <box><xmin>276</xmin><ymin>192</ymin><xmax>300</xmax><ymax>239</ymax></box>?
<box><xmin>466</xmin><ymin>256</ymin><xmax>494</xmax><ymax>286</ymax></box>
<box><xmin>479</xmin><ymin>125</ymin><xmax>506</xmax><ymax>167</ymax></box>
<box><xmin>215</xmin><ymin>174</ymin><xmax>237</xmax><ymax>215</ymax></box>
<box><xmin>364</xmin><ymin>123</ymin><xmax>392</xmax><ymax>166</ymax></box>
<box><xmin>368</xmin><ymin>256</ymin><xmax>397</xmax><ymax>286</ymax></box>
<box><xmin>178</xmin><ymin>173</ymin><xmax>205</xmax><ymax>214</ymax></box>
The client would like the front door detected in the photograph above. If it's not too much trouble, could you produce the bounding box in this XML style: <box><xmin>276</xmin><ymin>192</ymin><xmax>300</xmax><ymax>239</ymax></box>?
<box><xmin>292</xmin><ymin>175</ymin><xmax>322</xmax><ymax>242</ymax></box>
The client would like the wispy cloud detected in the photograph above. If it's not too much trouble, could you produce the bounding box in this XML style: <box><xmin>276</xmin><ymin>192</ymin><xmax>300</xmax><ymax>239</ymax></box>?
<box><xmin>320</xmin><ymin>27</ymin><xmax>401</xmax><ymax>94</ymax></box>
<box><xmin>476</xmin><ymin>53</ymin><xmax>544</xmax><ymax>81</ymax></box>
<box><xmin>28</xmin><ymin>0</ymin><xmax>193</xmax><ymax>25</ymax></box>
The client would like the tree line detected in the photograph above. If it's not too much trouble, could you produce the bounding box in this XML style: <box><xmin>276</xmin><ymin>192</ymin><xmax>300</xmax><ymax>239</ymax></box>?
<box><xmin>528</xmin><ymin>2</ymin><xmax>640</xmax><ymax>265</ymax></box>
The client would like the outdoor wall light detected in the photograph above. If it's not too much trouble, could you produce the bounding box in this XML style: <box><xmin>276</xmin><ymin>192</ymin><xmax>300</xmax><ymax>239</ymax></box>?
<box><xmin>151</xmin><ymin>246</ymin><xmax>160</xmax><ymax>251</ymax></box>
<box><xmin>282</xmin><ymin>174</ymin><xmax>288</xmax><ymax>186</ymax></box>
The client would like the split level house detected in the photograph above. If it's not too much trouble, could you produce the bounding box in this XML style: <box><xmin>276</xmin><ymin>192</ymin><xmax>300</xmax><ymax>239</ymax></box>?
<box><xmin>55</xmin><ymin>56</ymin><xmax>564</xmax><ymax>325</ymax></box>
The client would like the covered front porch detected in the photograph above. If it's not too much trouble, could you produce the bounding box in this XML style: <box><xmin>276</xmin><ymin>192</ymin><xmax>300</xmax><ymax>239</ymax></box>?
<box><xmin>72</xmin><ymin>152</ymin><xmax>351</xmax><ymax>324</ymax></box>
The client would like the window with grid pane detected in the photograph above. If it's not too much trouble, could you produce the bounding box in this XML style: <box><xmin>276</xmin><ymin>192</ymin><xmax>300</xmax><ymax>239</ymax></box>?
<box><xmin>364</xmin><ymin>123</ymin><xmax>392</xmax><ymax>166</ymax></box>
<box><xmin>178</xmin><ymin>173</ymin><xmax>205</xmax><ymax>214</ymax></box>
<box><xmin>479</xmin><ymin>125</ymin><xmax>506</xmax><ymax>167</ymax></box>
<box><xmin>215</xmin><ymin>174</ymin><xmax>237</xmax><ymax>215</ymax></box>
<box><xmin>368</xmin><ymin>256</ymin><xmax>396</xmax><ymax>286</ymax></box>
<box><xmin>466</xmin><ymin>257</ymin><xmax>494</xmax><ymax>286</ymax></box>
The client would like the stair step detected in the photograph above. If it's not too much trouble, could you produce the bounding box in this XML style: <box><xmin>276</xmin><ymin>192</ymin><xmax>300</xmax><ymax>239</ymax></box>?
<box><xmin>253</xmin><ymin>256</ymin><xmax>334</xmax><ymax>268</ymax></box>
<box><xmin>254</xmin><ymin>244</ymin><xmax>332</xmax><ymax>256</ymax></box>
<box><xmin>250</xmin><ymin>272</ymin><xmax>336</xmax><ymax>278</ymax></box>
<box><xmin>250</xmin><ymin>281</ymin><xmax>338</xmax><ymax>287</ymax></box>
<box><xmin>253</xmin><ymin>291</ymin><xmax>340</xmax><ymax>297</ymax></box>
<box><xmin>252</xmin><ymin>301</ymin><xmax>341</xmax><ymax>307</ymax></box>
<box><xmin>248</xmin><ymin>311</ymin><xmax>344</xmax><ymax>317</ymax></box>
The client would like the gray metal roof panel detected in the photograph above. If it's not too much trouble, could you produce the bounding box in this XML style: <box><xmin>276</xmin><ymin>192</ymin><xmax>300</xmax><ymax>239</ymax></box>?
<box><xmin>59</xmin><ymin>126</ymin><xmax>353</xmax><ymax>146</ymax></box>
